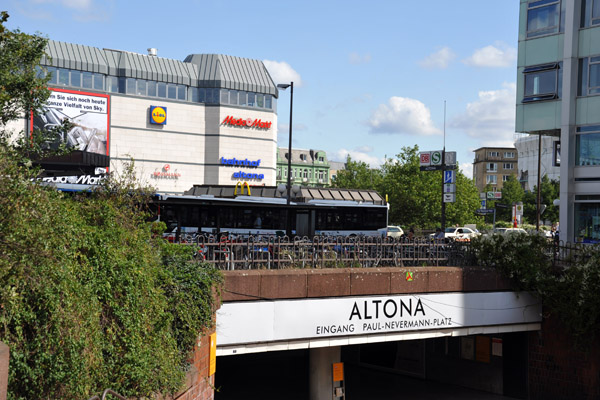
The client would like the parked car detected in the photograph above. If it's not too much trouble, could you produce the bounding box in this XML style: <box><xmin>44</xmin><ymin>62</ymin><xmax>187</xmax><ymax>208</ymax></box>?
<box><xmin>493</xmin><ymin>228</ymin><xmax>527</xmax><ymax>235</ymax></box>
<box><xmin>386</xmin><ymin>225</ymin><xmax>404</xmax><ymax>238</ymax></box>
<box><xmin>431</xmin><ymin>226</ymin><xmax>481</xmax><ymax>241</ymax></box>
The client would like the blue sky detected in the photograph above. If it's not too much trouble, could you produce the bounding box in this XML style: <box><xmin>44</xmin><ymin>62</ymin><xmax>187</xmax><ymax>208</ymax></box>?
<box><xmin>5</xmin><ymin>0</ymin><xmax>520</xmax><ymax>178</ymax></box>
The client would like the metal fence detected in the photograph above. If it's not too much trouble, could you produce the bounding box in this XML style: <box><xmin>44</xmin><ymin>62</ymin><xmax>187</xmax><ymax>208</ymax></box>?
<box><xmin>174</xmin><ymin>235</ymin><xmax>476</xmax><ymax>270</ymax></box>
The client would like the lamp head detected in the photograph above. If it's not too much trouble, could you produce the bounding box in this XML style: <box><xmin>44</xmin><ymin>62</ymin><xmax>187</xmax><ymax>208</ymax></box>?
<box><xmin>277</xmin><ymin>83</ymin><xmax>291</xmax><ymax>90</ymax></box>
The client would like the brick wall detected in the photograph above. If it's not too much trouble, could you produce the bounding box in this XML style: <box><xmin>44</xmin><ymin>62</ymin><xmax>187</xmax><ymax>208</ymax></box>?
<box><xmin>174</xmin><ymin>328</ymin><xmax>216</xmax><ymax>400</ymax></box>
<box><xmin>528</xmin><ymin>314</ymin><xmax>600</xmax><ymax>400</ymax></box>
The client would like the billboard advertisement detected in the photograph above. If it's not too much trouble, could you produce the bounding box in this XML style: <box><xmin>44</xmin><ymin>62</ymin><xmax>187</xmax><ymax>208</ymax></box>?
<box><xmin>31</xmin><ymin>88</ymin><xmax>110</xmax><ymax>156</ymax></box>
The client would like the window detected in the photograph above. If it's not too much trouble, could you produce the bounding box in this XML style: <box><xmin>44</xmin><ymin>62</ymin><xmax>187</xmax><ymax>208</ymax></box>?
<box><xmin>57</xmin><ymin>69</ymin><xmax>69</xmax><ymax>86</ymax></box>
<box><xmin>576</xmin><ymin>126</ymin><xmax>600</xmax><ymax>166</ymax></box>
<box><xmin>70</xmin><ymin>70</ymin><xmax>81</xmax><ymax>87</ymax></box>
<box><xmin>574</xmin><ymin>202</ymin><xmax>600</xmax><ymax>243</ymax></box>
<box><xmin>300</xmin><ymin>154</ymin><xmax>307</xmax><ymax>161</ymax></box>
<box><xmin>582</xmin><ymin>0</ymin><xmax>600</xmax><ymax>27</ymax></box>
<box><xmin>303</xmin><ymin>169</ymin><xmax>308</xmax><ymax>178</ymax></box>
<box><xmin>167</xmin><ymin>84</ymin><xmax>177</xmax><ymax>99</ymax></box>
<box><xmin>93</xmin><ymin>73</ymin><xmax>103</xmax><ymax>90</ymax></box>
<box><xmin>136</xmin><ymin>79</ymin><xmax>147</xmax><ymax>96</ymax></box>
<box><xmin>579</xmin><ymin>56</ymin><xmax>600</xmax><ymax>96</ymax></box>
<box><xmin>220</xmin><ymin>89</ymin><xmax>229</xmax><ymax>104</ymax></box>
<box><xmin>247</xmin><ymin>92</ymin><xmax>255</xmax><ymax>107</ymax></box>
<box><xmin>157</xmin><ymin>83</ymin><xmax>167</xmax><ymax>98</ymax></box>
<box><xmin>503</xmin><ymin>175</ymin><xmax>511</xmax><ymax>182</ymax></box>
<box><xmin>125</xmin><ymin>78</ymin><xmax>136</xmax><ymax>94</ymax></box>
<box><xmin>527</xmin><ymin>0</ymin><xmax>560</xmax><ymax>38</ymax></box>
<box><xmin>523</xmin><ymin>63</ymin><xmax>560</xmax><ymax>102</ymax></box>
<box><xmin>504</xmin><ymin>151</ymin><xmax>515</xmax><ymax>158</ymax></box>
<box><xmin>487</xmin><ymin>175</ymin><xmax>497</xmax><ymax>185</ymax></box>
<box><xmin>177</xmin><ymin>85</ymin><xmax>186</xmax><ymax>101</ymax></box>
<box><xmin>229</xmin><ymin>90</ymin><xmax>238</xmax><ymax>105</ymax></box>
<box><xmin>318</xmin><ymin>156</ymin><xmax>324</xmax><ymax>162</ymax></box>
<box><xmin>488</xmin><ymin>151</ymin><xmax>499</xmax><ymax>157</ymax></box>
<box><xmin>265</xmin><ymin>95</ymin><xmax>272</xmax><ymax>109</ymax></box>
<box><xmin>147</xmin><ymin>81</ymin><xmax>157</xmax><ymax>97</ymax></box>
<box><xmin>257</xmin><ymin>93</ymin><xmax>264</xmax><ymax>108</ymax></box>
<box><xmin>487</xmin><ymin>163</ymin><xmax>497</xmax><ymax>172</ymax></box>
<box><xmin>503</xmin><ymin>163</ymin><xmax>514</xmax><ymax>169</ymax></box>
<box><xmin>107</xmin><ymin>76</ymin><xmax>119</xmax><ymax>93</ymax></box>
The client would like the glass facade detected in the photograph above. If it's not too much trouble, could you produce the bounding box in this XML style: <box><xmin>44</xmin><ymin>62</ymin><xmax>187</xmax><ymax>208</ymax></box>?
<box><xmin>574</xmin><ymin>202</ymin><xmax>600</xmax><ymax>243</ymax></box>
<box><xmin>576</xmin><ymin>126</ymin><xmax>600</xmax><ymax>166</ymax></box>
<box><xmin>40</xmin><ymin>66</ymin><xmax>276</xmax><ymax>110</ymax></box>
<box><xmin>527</xmin><ymin>0</ymin><xmax>561</xmax><ymax>38</ymax></box>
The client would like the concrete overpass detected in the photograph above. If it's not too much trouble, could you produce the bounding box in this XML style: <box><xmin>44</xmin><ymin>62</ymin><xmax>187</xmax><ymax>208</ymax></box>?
<box><xmin>215</xmin><ymin>266</ymin><xmax>542</xmax><ymax>399</ymax></box>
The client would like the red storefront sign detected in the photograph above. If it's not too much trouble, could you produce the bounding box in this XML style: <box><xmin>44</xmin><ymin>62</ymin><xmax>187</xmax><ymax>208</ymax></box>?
<box><xmin>222</xmin><ymin>115</ymin><xmax>272</xmax><ymax>129</ymax></box>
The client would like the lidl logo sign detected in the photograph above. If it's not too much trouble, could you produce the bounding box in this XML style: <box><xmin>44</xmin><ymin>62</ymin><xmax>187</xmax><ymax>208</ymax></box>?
<box><xmin>150</xmin><ymin>106</ymin><xmax>167</xmax><ymax>125</ymax></box>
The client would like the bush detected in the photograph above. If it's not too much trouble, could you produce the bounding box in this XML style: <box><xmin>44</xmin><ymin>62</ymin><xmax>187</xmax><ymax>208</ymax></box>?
<box><xmin>0</xmin><ymin>150</ymin><xmax>221</xmax><ymax>400</ymax></box>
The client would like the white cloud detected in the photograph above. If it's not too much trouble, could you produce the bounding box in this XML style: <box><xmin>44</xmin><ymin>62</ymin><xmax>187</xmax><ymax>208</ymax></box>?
<box><xmin>263</xmin><ymin>60</ymin><xmax>303</xmax><ymax>87</ymax></box>
<box><xmin>330</xmin><ymin>148</ymin><xmax>383</xmax><ymax>168</ymax></box>
<box><xmin>463</xmin><ymin>42</ymin><xmax>517</xmax><ymax>68</ymax></box>
<box><xmin>367</xmin><ymin>97</ymin><xmax>441</xmax><ymax>136</ymax></box>
<box><xmin>349</xmin><ymin>52</ymin><xmax>372</xmax><ymax>65</ymax></box>
<box><xmin>460</xmin><ymin>162</ymin><xmax>474</xmax><ymax>180</ymax></box>
<box><xmin>450</xmin><ymin>82</ymin><xmax>516</xmax><ymax>146</ymax></box>
<box><xmin>418</xmin><ymin>47</ymin><xmax>456</xmax><ymax>69</ymax></box>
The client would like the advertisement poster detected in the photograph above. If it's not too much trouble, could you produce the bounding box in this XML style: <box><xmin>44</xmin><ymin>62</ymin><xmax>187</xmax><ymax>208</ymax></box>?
<box><xmin>31</xmin><ymin>88</ymin><xmax>110</xmax><ymax>156</ymax></box>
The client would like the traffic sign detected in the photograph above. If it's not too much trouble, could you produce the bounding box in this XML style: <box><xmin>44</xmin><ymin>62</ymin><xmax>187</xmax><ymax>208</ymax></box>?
<box><xmin>443</xmin><ymin>193</ymin><xmax>455</xmax><ymax>203</ymax></box>
<box><xmin>431</xmin><ymin>150</ymin><xmax>442</xmax><ymax>166</ymax></box>
<box><xmin>480</xmin><ymin>199</ymin><xmax>486</xmax><ymax>209</ymax></box>
<box><xmin>444</xmin><ymin>183</ymin><xmax>456</xmax><ymax>193</ymax></box>
<box><xmin>487</xmin><ymin>192</ymin><xmax>502</xmax><ymax>199</ymax></box>
<box><xmin>443</xmin><ymin>170</ymin><xmax>455</xmax><ymax>184</ymax></box>
<box><xmin>419</xmin><ymin>152</ymin><xmax>431</xmax><ymax>166</ymax></box>
<box><xmin>445</xmin><ymin>151</ymin><xmax>457</xmax><ymax>166</ymax></box>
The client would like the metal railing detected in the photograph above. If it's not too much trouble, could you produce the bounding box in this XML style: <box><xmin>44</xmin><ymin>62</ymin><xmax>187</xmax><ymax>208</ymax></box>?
<box><xmin>172</xmin><ymin>235</ymin><xmax>476</xmax><ymax>270</ymax></box>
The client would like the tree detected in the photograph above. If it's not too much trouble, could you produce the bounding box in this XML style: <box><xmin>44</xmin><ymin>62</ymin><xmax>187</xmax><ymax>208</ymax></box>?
<box><xmin>380</xmin><ymin>146</ymin><xmax>482</xmax><ymax>229</ymax></box>
<box><xmin>523</xmin><ymin>175</ymin><xmax>559</xmax><ymax>225</ymax></box>
<box><xmin>331</xmin><ymin>155</ymin><xmax>382</xmax><ymax>190</ymax></box>
<box><xmin>0</xmin><ymin>11</ymin><xmax>50</xmax><ymax>129</ymax></box>
<box><xmin>498</xmin><ymin>175</ymin><xmax>525</xmax><ymax>222</ymax></box>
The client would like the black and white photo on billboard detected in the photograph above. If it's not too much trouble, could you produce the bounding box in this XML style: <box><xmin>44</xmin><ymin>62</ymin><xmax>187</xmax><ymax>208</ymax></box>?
<box><xmin>31</xmin><ymin>89</ymin><xmax>109</xmax><ymax>156</ymax></box>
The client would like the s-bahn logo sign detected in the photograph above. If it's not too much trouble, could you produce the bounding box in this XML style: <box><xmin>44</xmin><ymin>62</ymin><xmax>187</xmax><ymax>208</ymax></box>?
<box><xmin>222</xmin><ymin>115</ymin><xmax>272</xmax><ymax>129</ymax></box>
<box><xmin>149</xmin><ymin>106</ymin><xmax>167</xmax><ymax>125</ymax></box>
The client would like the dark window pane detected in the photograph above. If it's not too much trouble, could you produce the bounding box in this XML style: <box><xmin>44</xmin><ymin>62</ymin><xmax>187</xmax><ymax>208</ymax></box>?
<box><xmin>93</xmin><ymin>73</ymin><xmax>103</xmax><ymax>90</ymax></box>
<box><xmin>126</xmin><ymin>78</ymin><xmax>136</xmax><ymax>94</ymax></box>
<box><xmin>147</xmin><ymin>81</ymin><xmax>157</xmax><ymax>97</ymax></box>
<box><xmin>248</xmin><ymin>92</ymin><xmax>255</xmax><ymax>107</ymax></box>
<box><xmin>82</xmin><ymin>72</ymin><xmax>93</xmax><ymax>88</ymax></box>
<box><xmin>220</xmin><ymin>89</ymin><xmax>229</xmax><ymax>104</ymax></box>
<box><xmin>576</xmin><ymin>133</ymin><xmax>600</xmax><ymax>166</ymax></box>
<box><xmin>527</xmin><ymin>3</ymin><xmax>559</xmax><ymax>37</ymax></box>
<box><xmin>137</xmin><ymin>79</ymin><xmax>147</xmax><ymax>96</ymax></box>
<box><xmin>590</xmin><ymin>63</ymin><xmax>600</xmax><ymax>90</ymax></box>
<box><xmin>178</xmin><ymin>85</ymin><xmax>186</xmax><ymax>100</ymax></box>
<box><xmin>229</xmin><ymin>90</ymin><xmax>238</xmax><ymax>105</ymax></box>
<box><xmin>70</xmin><ymin>70</ymin><xmax>81</xmax><ymax>87</ymax></box>
<box><xmin>265</xmin><ymin>95</ymin><xmax>272</xmax><ymax>109</ymax></box>
<box><xmin>167</xmin><ymin>84</ymin><xmax>177</xmax><ymax>99</ymax></box>
<box><xmin>525</xmin><ymin>70</ymin><xmax>556</xmax><ymax>95</ymax></box>
<box><xmin>107</xmin><ymin>76</ymin><xmax>119</xmax><ymax>93</ymax></box>
<box><xmin>46</xmin><ymin>67</ymin><xmax>57</xmax><ymax>84</ymax></box>
<box><xmin>58</xmin><ymin>69</ymin><xmax>69</xmax><ymax>86</ymax></box>
<box><xmin>197</xmin><ymin>88</ymin><xmax>205</xmax><ymax>103</ymax></box>
<box><xmin>158</xmin><ymin>82</ymin><xmax>167</xmax><ymax>98</ymax></box>
<box><xmin>257</xmin><ymin>93</ymin><xmax>264</xmax><ymax>108</ymax></box>
<box><xmin>238</xmin><ymin>91</ymin><xmax>247</xmax><ymax>106</ymax></box>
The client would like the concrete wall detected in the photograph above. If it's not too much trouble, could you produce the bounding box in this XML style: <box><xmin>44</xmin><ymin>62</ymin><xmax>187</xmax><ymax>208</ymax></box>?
<box><xmin>221</xmin><ymin>266</ymin><xmax>511</xmax><ymax>302</ymax></box>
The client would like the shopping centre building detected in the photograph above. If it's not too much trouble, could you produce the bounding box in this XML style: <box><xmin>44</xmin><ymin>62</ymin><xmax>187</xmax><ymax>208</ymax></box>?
<box><xmin>21</xmin><ymin>40</ymin><xmax>280</xmax><ymax>194</ymax></box>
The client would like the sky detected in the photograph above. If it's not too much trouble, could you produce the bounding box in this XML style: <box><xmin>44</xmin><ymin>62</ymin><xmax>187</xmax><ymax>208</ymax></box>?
<box><xmin>4</xmin><ymin>0</ymin><xmax>521</xmax><ymax>179</ymax></box>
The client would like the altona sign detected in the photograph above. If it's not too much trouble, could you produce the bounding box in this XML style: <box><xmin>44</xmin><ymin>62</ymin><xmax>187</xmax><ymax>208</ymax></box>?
<box><xmin>216</xmin><ymin>292</ymin><xmax>542</xmax><ymax>346</ymax></box>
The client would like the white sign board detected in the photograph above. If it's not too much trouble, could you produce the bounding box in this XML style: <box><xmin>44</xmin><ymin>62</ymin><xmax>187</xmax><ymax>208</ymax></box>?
<box><xmin>419</xmin><ymin>152</ymin><xmax>431</xmax><ymax>167</ymax></box>
<box><xmin>444</xmin><ymin>184</ymin><xmax>456</xmax><ymax>193</ymax></box>
<box><xmin>430</xmin><ymin>150</ymin><xmax>443</xmax><ymax>166</ymax></box>
<box><xmin>445</xmin><ymin>151</ymin><xmax>457</xmax><ymax>166</ymax></box>
<box><xmin>216</xmin><ymin>292</ymin><xmax>542</xmax><ymax>346</ymax></box>
<box><xmin>443</xmin><ymin>193</ymin><xmax>456</xmax><ymax>203</ymax></box>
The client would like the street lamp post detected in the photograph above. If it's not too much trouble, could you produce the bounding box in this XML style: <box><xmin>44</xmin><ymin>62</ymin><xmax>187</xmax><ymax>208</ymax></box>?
<box><xmin>277</xmin><ymin>82</ymin><xmax>294</xmax><ymax>236</ymax></box>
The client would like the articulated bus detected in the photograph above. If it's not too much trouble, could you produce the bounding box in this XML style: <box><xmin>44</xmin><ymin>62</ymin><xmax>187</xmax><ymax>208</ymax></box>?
<box><xmin>156</xmin><ymin>194</ymin><xmax>388</xmax><ymax>239</ymax></box>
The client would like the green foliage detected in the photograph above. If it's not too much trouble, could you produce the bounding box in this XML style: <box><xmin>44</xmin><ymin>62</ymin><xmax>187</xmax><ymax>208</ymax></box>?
<box><xmin>523</xmin><ymin>175</ymin><xmax>559</xmax><ymax>224</ymax></box>
<box><xmin>331</xmin><ymin>155</ymin><xmax>382</xmax><ymax>190</ymax></box>
<box><xmin>498</xmin><ymin>175</ymin><xmax>524</xmax><ymax>221</ymax></box>
<box><xmin>472</xmin><ymin>234</ymin><xmax>600</xmax><ymax>345</ymax></box>
<box><xmin>0</xmin><ymin>149</ymin><xmax>221</xmax><ymax>399</ymax></box>
<box><xmin>333</xmin><ymin>146</ymin><xmax>482</xmax><ymax>229</ymax></box>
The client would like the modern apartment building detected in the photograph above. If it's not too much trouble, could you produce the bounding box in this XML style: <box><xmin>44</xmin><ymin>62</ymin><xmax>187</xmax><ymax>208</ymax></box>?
<box><xmin>276</xmin><ymin>148</ymin><xmax>331</xmax><ymax>187</ymax></box>
<box><xmin>516</xmin><ymin>0</ymin><xmax>600</xmax><ymax>243</ymax></box>
<box><xmin>472</xmin><ymin>147</ymin><xmax>519</xmax><ymax>194</ymax></box>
